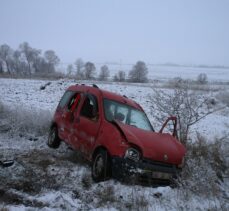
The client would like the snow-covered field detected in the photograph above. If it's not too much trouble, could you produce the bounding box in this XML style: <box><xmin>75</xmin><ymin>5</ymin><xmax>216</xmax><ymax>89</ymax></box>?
<box><xmin>0</xmin><ymin>78</ymin><xmax>228</xmax><ymax>210</ymax></box>
<box><xmin>146</xmin><ymin>65</ymin><xmax>229</xmax><ymax>82</ymax></box>
<box><xmin>63</xmin><ymin>63</ymin><xmax>229</xmax><ymax>82</ymax></box>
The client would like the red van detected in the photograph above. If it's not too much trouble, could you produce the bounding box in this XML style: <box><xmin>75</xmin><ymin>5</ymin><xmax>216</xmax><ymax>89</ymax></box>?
<box><xmin>48</xmin><ymin>84</ymin><xmax>186</xmax><ymax>182</ymax></box>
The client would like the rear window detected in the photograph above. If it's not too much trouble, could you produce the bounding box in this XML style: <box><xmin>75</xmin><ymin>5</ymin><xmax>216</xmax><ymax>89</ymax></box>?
<box><xmin>58</xmin><ymin>90</ymin><xmax>74</xmax><ymax>108</ymax></box>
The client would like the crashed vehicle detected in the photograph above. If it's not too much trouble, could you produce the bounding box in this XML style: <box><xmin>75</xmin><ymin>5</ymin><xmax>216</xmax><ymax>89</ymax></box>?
<box><xmin>48</xmin><ymin>84</ymin><xmax>186</xmax><ymax>183</ymax></box>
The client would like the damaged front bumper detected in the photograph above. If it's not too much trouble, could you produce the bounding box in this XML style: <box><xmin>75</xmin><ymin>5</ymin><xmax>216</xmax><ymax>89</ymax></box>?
<box><xmin>111</xmin><ymin>156</ymin><xmax>180</xmax><ymax>183</ymax></box>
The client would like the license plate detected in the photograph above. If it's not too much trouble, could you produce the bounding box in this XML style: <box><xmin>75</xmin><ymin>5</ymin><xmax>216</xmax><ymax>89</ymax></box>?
<box><xmin>152</xmin><ymin>172</ymin><xmax>171</xmax><ymax>179</ymax></box>
<box><xmin>142</xmin><ymin>170</ymin><xmax>171</xmax><ymax>179</ymax></box>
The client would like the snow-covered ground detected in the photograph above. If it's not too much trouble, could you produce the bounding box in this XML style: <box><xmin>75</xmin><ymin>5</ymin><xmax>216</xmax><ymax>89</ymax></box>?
<box><xmin>0</xmin><ymin>78</ymin><xmax>228</xmax><ymax>139</ymax></box>
<box><xmin>147</xmin><ymin>65</ymin><xmax>229</xmax><ymax>82</ymax></box>
<box><xmin>0</xmin><ymin>78</ymin><xmax>228</xmax><ymax>210</ymax></box>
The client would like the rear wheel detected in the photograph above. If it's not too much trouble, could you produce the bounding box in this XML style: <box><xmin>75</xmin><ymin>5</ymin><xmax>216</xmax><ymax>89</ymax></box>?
<box><xmin>47</xmin><ymin>126</ymin><xmax>61</xmax><ymax>148</ymax></box>
<box><xmin>92</xmin><ymin>149</ymin><xmax>111</xmax><ymax>182</ymax></box>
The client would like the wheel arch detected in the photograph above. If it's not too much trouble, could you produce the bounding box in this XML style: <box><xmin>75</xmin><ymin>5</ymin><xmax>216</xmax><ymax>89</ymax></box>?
<box><xmin>49</xmin><ymin>121</ymin><xmax>60</xmax><ymax>137</ymax></box>
<box><xmin>92</xmin><ymin>145</ymin><xmax>111</xmax><ymax>161</ymax></box>
<box><xmin>50</xmin><ymin>121</ymin><xmax>58</xmax><ymax>129</ymax></box>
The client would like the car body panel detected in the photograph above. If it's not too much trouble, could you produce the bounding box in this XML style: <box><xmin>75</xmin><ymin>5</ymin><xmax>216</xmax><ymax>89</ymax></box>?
<box><xmin>112</xmin><ymin>121</ymin><xmax>185</xmax><ymax>164</ymax></box>
<box><xmin>51</xmin><ymin>84</ymin><xmax>186</xmax><ymax>180</ymax></box>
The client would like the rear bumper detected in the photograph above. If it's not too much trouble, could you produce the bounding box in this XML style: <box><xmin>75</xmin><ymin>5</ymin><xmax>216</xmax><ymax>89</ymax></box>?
<box><xmin>111</xmin><ymin>156</ymin><xmax>180</xmax><ymax>183</ymax></box>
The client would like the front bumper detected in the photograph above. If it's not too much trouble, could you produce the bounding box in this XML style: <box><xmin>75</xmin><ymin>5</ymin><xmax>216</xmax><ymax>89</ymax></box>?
<box><xmin>111</xmin><ymin>156</ymin><xmax>180</xmax><ymax>183</ymax></box>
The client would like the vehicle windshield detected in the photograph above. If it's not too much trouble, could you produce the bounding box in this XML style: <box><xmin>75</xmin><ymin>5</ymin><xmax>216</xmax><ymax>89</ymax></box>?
<box><xmin>103</xmin><ymin>99</ymin><xmax>154</xmax><ymax>131</ymax></box>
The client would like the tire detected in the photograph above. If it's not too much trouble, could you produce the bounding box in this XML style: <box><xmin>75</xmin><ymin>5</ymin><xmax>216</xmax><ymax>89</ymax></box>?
<box><xmin>91</xmin><ymin>149</ymin><xmax>111</xmax><ymax>182</ymax></box>
<box><xmin>47</xmin><ymin>126</ymin><xmax>61</xmax><ymax>148</ymax></box>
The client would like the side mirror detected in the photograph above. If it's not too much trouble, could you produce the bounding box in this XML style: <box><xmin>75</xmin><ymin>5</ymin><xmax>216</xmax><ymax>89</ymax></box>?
<box><xmin>159</xmin><ymin>116</ymin><xmax>177</xmax><ymax>138</ymax></box>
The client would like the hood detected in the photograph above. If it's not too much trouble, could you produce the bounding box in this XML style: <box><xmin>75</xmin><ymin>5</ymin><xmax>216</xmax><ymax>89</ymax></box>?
<box><xmin>114</xmin><ymin>121</ymin><xmax>186</xmax><ymax>165</ymax></box>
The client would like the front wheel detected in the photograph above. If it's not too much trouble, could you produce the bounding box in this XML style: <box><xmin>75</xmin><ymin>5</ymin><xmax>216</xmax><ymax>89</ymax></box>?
<box><xmin>92</xmin><ymin>149</ymin><xmax>111</xmax><ymax>182</ymax></box>
<box><xmin>47</xmin><ymin>126</ymin><xmax>61</xmax><ymax>148</ymax></box>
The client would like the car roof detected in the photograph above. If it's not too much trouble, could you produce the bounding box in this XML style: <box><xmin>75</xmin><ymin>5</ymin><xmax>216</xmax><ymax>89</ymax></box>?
<box><xmin>67</xmin><ymin>84</ymin><xmax>142</xmax><ymax>110</ymax></box>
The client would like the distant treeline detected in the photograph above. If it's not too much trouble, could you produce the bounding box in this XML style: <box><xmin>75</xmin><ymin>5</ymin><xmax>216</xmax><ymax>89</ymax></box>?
<box><xmin>0</xmin><ymin>42</ymin><xmax>60</xmax><ymax>77</ymax></box>
<box><xmin>0</xmin><ymin>42</ymin><xmax>149</xmax><ymax>82</ymax></box>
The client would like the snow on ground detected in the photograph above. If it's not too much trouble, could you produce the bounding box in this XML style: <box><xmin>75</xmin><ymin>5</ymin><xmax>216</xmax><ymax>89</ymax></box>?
<box><xmin>147</xmin><ymin>65</ymin><xmax>229</xmax><ymax>82</ymax></box>
<box><xmin>0</xmin><ymin>78</ymin><xmax>228</xmax><ymax>210</ymax></box>
<box><xmin>1</xmin><ymin>78</ymin><xmax>229</xmax><ymax>138</ymax></box>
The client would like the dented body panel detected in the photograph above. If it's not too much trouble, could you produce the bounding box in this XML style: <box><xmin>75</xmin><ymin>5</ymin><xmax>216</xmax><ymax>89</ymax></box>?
<box><xmin>52</xmin><ymin>84</ymin><xmax>186</xmax><ymax>180</ymax></box>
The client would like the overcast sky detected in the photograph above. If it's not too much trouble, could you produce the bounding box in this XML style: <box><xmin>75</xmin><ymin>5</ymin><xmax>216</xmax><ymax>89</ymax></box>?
<box><xmin>0</xmin><ymin>0</ymin><xmax>228</xmax><ymax>66</ymax></box>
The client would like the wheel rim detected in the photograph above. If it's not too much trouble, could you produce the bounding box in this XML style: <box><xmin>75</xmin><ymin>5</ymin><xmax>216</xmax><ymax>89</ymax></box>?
<box><xmin>48</xmin><ymin>129</ymin><xmax>55</xmax><ymax>145</ymax></box>
<box><xmin>93</xmin><ymin>154</ymin><xmax>104</xmax><ymax>177</ymax></box>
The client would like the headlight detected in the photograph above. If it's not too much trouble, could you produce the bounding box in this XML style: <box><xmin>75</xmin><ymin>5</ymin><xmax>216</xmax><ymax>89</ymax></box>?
<box><xmin>124</xmin><ymin>148</ymin><xmax>140</xmax><ymax>162</ymax></box>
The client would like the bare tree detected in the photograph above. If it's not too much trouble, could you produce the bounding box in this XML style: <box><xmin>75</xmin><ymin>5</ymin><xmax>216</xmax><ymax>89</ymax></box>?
<box><xmin>0</xmin><ymin>59</ymin><xmax>3</xmax><ymax>74</ymax></box>
<box><xmin>67</xmin><ymin>64</ymin><xmax>74</xmax><ymax>77</ymax></box>
<box><xmin>197</xmin><ymin>73</ymin><xmax>208</xmax><ymax>84</ymax></box>
<box><xmin>0</xmin><ymin>42</ymin><xmax>62</xmax><ymax>77</ymax></box>
<box><xmin>150</xmin><ymin>85</ymin><xmax>224</xmax><ymax>145</ymax></box>
<box><xmin>44</xmin><ymin>50</ymin><xmax>60</xmax><ymax>73</ymax></box>
<box><xmin>12</xmin><ymin>50</ymin><xmax>22</xmax><ymax>75</ymax></box>
<box><xmin>84</xmin><ymin>62</ymin><xmax>96</xmax><ymax>80</ymax></box>
<box><xmin>113</xmin><ymin>70</ymin><xmax>126</xmax><ymax>82</ymax></box>
<box><xmin>0</xmin><ymin>44</ymin><xmax>13</xmax><ymax>74</ymax></box>
<box><xmin>32</xmin><ymin>56</ymin><xmax>44</xmax><ymax>74</ymax></box>
<box><xmin>74</xmin><ymin>58</ymin><xmax>84</xmax><ymax>79</ymax></box>
<box><xmin>128</xmin><ymin>61</ymin><xmax>148</xmax><ymax>83</ymax></box>
<box><xmin>19</xmin><ymin>42</ymin><xmax>41</xmax><ymax>75</ymax></box>
<box><xmin>99</xmin><ymin>65</ymin><xmax>110</xmax><ymax>81</ymax></box>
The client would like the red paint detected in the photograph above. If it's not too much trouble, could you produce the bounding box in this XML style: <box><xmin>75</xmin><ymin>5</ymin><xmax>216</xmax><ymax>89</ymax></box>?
<box><xmin>52</xmin><ymin>84</ymin><xmax>186</xmax><ymax>167</ymax></box>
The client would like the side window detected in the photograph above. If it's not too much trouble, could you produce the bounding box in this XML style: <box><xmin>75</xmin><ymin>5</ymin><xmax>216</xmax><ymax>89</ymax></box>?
<box><xmin>116</xmin><ymin>106</ymin><xmax>128</xmax><ymax>123</ymax></box>
<box><xmin>104</xmin><ymin>101</ymin><xmax>116</xmax><ymax>121</ymax></box>
<box><xmin>129</xmin><ymin>110</ymin><xmax>152</xmax><ymax>131</ymax></box>
<box><xmin>104</xmin><ymin>99</ymin><xmax>128</xmax><ymax>123</ymax></box>
<box><xmin>80</xmin><ymin>94</ymin><xmax>98</xmax><ymax>120</ymax></box>
<box><xmin>67</xmin><ymin>93</ymin><xmax>81</xmax><ymax>111</ymax></box>
<box><xmin>58</xmin><ymin>91</ymin><xmax>74</xmax><ymax>108</ymax></box>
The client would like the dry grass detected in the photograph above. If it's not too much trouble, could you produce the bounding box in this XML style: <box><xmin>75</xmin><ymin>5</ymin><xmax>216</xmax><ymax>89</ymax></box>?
<box><xmin>177</xmin><ymin>134</ymin><xmax>228</xmax><ymax>197</ymax></box>
<box><xmin>0</xmin><ymin>207</ymin><xmax>9</xmax><ymax>211</ymax></box>
<box><xmin>95</xmin><ymin>185</ymin><xmax>116</xmax><ymax>207</ymax></box>
<box><xmin>81</xmin><ymin>171</ymin><xmax>92</xmax><ymax>189</ymax></box>
<box><xmin>216</xmin><ymin>91</ymin><xmax>229</xmax><ymax>107</ymax></box>
<box><xmin>0</xmin><ymin>100</ymin><xmax>52</xmax><ymax>137</ymax></box>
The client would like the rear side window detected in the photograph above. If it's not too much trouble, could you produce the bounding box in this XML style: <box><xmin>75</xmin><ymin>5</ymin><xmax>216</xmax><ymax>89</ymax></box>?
<box><xmin>67</xmin><ymin>93</ymin><xmax>81</xmax><ymax>111</ymax></box>
<box><xmin>58</xmin><ymin>91</ymin><xmax>74</xmax><ymax>108</ymax></box>
<box><xmin>80</xmin><ymin>94</ymin><xmax>98</xmax><ymax>120</ymax></box>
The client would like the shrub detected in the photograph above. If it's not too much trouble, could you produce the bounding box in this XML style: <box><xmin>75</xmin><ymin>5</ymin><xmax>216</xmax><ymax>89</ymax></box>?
<box><xmin>167</xmin><ymin>77</ymin><xmax>187</xmax><ymax>88</ymax></box>
<box><xmin>197</xmin><ymin>73</ymin><xmax>208</xmax><ymax>85</ymax></box>
<box><xmin>150</xmin><ymin>86</ymin><xmax>223</xmax><ymax>144</ymax></box>
<box><xmin>128</xmin><ymin>61</ymin><xmax>148</xmax><ymax>83</ymax></box>
<box><xmin>216</xmin><ymin>91</ymin><xmax>229</xmax><ymax>107</ymax></box>
<box><xmin>113</xmin><ymin>71</ymin><xmax>126</xmax><ymax>82</ymax></box>
<box><xmin>98</xmin><ymin>65</ymin><xmax>110</xmax><ymax>81</ymax></box>
<box><xmin>177</xmin><ymin>134</ymin><xmax>228</xmax><ymax>197</ymax></box>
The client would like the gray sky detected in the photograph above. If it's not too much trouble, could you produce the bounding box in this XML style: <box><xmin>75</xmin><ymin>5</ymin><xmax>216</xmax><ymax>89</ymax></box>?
<box><xmin>1</xmin><ymin>0</ymin><xmax>229</xmax><ymax>66</ymax></box>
